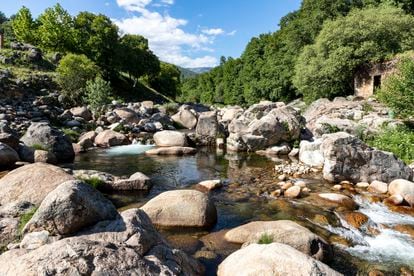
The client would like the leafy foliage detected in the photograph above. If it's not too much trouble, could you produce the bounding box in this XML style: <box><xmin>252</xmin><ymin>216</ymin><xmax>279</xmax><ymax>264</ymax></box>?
<box><xmin>149</xmin><ymin>62</ymin><xmax>181</xmax><ymax>99</ymax></box>
<box><xmin>81</xmin><ymin>177</ymin><xmax>106</xmax><ymax>190</ymax></box>
<box><xmin>18</xmin><ymin>208</ymin><xmax>38</xmax><ymax>234</ymax></box>
<box><xmin>258</xmin><ymin>233</ymin><xmax>274</xmax><ymax>244</ymax></box>
<box><xmin>293</xmin><ymin>6</ymin><xmax>414</xmax><ymax>103</ymax></box>
<box><xmin>57</xmin><ymin>53</ymin><xmax>99</xmax><ymax>106</ymax></box>
<box><xmin>377</xmin><ymin>57</ymin><xmax>414</xmax><ymax>118</ymax></box>
<box><xmin>11</xmin><ymin>6</ymin><xmax>37</xmax><ymax>44</ymax></box>
<box><xmin>85</xmin><ymin>76</ymin><xmax>113</xmax><ymax>114</ymax></box>
<box><xmin>365</xmin><ymin>125</ymin><xmax>414</xmax><ymax>164</ymax></box>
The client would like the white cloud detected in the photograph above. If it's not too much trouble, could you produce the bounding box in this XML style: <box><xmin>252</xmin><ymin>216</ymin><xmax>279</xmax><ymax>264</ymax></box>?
<box><xmin>115</xmin><ymin>0</ymin><xmax>220</xmax><ymax>67</ymax></box>
<box><xmin>202</xmin><ymin>28</ymin><xmax>225</xmax><ymax>36</ymax></box>
<box><xmin>227</xmin><ymin>30</ymin><xmax>237</xmax><ymax>36</ymax></box>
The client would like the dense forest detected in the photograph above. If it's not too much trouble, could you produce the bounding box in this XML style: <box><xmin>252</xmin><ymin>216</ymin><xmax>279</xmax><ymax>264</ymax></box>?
<box><xmin>0</xmin><ymin>4</ymin><xmax>181</xmax><ymax>108</ymax></box>
<box><xmin>180</xmin><ymin>0</ymin><xmax>414</xmax><ymax>105</ymax></box>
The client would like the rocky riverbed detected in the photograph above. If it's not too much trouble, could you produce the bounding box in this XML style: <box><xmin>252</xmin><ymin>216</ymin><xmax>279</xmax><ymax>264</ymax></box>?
<box><xmin>0</xmin><ymin>97</ymin><xmax>413</xmax><ymax>275</ymax></box>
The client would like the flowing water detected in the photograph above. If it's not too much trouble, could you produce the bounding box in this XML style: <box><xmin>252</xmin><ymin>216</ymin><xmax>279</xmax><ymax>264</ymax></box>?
<box><xmin>74</xmin><ymin>145</ymin><xmax>414</xmax><ymax>275</ymax></box>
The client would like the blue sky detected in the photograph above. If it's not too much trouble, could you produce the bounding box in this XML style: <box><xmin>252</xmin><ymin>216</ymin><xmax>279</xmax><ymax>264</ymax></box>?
<box><xmin>1</xmin><ymin>0</ymin><xmax>301</xmax><ymax>68</ymax></box>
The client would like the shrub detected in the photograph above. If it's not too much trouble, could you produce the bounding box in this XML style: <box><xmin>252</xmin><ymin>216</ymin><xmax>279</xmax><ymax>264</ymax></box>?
<box><xmin>80</xmin><ymin>177</ymin><xmax>106</xmax><ymax>190</ymax></box>
<box><xmin>85</xmin><ymin>76</ymin><xmax>113</xmax><ymax>115</ymax></box>
<box><xmin>57</xmin><ymin>53</ymin><xmax>99</xmax><ymax>106</ymax></box>
<box><xmin>258</xmin><ymin>233</ymin><xmax>274</xmax><ymax>244</ymax></box>
<box><xmin>18</xmin><ymin>207</ymin><xmax>38</xmax><ymax>234</ymax></box>
<box><xmin>30</xmin><ymin>143</ymin><xmax>49</xmax><ymax>151</ymax></box>
<box><xmin>62</xmin><ymin>128</ymin><xmax>80</xmax><ymax>142</ymax></box>
<box><xmin>365</xmin><ymin>125</ymin><xmax>414</xmax><ymax>164</ymax></box>
<box><xmin>377</xmin><ymin>57</ymin><xmax>414</xmax><ymax>119</ymax></box>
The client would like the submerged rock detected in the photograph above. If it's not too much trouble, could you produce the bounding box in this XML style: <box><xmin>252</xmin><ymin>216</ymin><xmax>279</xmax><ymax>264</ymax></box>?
<box><xmin>224</xmin><ymin>220</ymin><xmax>332</xmax><ymax>261</ymax></box>
<box><xmin>0</xmin><ymin>163</ymin><xmax>74</xmax><ymax>205</ymax></box>
<box><xmin>317</xmin><ymin>193</ymin><xmax>357</xmax><ymax>210</ymax></box>
<box><xmin>217</xmin><ymin>243</ymin><xmax>342</xmax><ymax>276</ymax></box>
<box><xmin>145</xmin><ymin>146</ymin><xmax>197</xmax><ymax>156</ymax></box>
<box><xmin>141</xmin><ymin>190</ymin><xmax>217</xmax><ymax>228</ymax></box>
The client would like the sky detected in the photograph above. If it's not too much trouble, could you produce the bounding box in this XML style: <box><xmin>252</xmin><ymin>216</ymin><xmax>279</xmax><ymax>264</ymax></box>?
<box><xmin>1</xmin><ymin>0</ymin><xmax>301</xmax><ymax>68</ymax></box>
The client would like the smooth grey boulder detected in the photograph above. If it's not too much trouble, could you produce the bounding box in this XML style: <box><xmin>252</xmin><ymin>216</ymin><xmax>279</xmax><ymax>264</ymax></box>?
<box><xmin>171</xmin><ymin>109</ymin><xmax>198</xmax><ymax>129</ymax></box>
<box><xmin>23</xmin><ymin>180</ymin><xmax>118</xmax><ymax>235</ymax></box>
<box><xmin>224</xmin><ymin>220</ymin><xmax>332</xmax><ymax>262</ymax></box>
<box><xmin>141</xmin><ymin>190</ymin><xmax>217</xmax><ymax>228</ymax></box>
<box><xmin>153</xmin><ymin>130</ymin><xmax>188</xmax><ymax>147</ymax></box>
<box><xmin>196</xmin><ymin>111</ymin><xmax>219</xmax><ymax>145</ymax></box>
<box><xmin>94</xmin><ymin>130</ymin><xmax>129</xmax><ymax>148</ymax></box>
<box><xmin>299</xmin><ymin>139</ymin><xmax>324</xmax><ymax>167</ymax></box>
<box><xmin>389</xmin><ymin>179</ymin><xmax>414</xmax><ymax>206</ymax></box>
<box><xmin>112</xmin><ymin>172</ymin><xmax>152</xmax><ymax>191</ymax></box>
<box><xmin>145</xmin><ymin>146</ymin><xmax>197</xmax><ymax>156</ymax></box>
<box><xmin>0</xmin><ymin>163</ymin><xmax>74</xmax><ymax>206</ymax></box>
<box><xmin>20</xmin><ymin>122</ymin><xmax>75</xmax><ymax>163</ymax></box>
<box><xmin>217</xmin><ymin>243</ymin><xmax>343</xmax><ymax>276</ymax></box>
<box><xmin>69</xmin><ymin>106</ymin><xmax>92</xmax><ymax>121</ymax></box>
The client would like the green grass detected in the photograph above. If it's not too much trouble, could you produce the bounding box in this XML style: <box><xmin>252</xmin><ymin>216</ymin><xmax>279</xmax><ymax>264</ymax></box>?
<box><xmin>18</xmin><ymin>208</ymin><xmax>38</xmax><ymax>235</ymax></box>
<box><xmin>258</xmin><ymin>233</ymin><xmax>274</xmax><ymax>244</ymax></box>
<box><xmin>365</xmin><ymin>125</ymin><xmax>414</xmax><ymax>164</ymax></box>
<box><xmin>62</xmin><ymin>128</ymin><xmax>80</xmax><ymax>143</ymax></box>
<box><xmin>362</xmin><ymin>102</ymin><xmax>374</xmax><ymax>114</ymax></box>
<box><xmin>80</xmin><ymin>177</ymin><xmax>106</xmax><ymax>190</ymax></box>
<box><xmin>321</xmin><ymin>123</ymin><xmax>341</xmax><ymax>134</ymax></box>
<box><xmin>30</xmin><ymin>144</ymin><xmax>49</xmax><ymax>151</ymax></box>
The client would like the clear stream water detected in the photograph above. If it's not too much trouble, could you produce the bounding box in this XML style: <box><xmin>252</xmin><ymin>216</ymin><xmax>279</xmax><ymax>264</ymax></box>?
<box><xmin>73</xmin><ymin>145</ymin><xmax>414</xmax><ymax>275</ymax></box>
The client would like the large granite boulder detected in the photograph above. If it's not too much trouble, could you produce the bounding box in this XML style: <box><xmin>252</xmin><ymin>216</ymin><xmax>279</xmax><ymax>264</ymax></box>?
<box><xmin>299</xmin><ymin>139</ymin><xmax>324</xmax><ymax>167</ymax></box>
<box><xmin>77</xmin><ymin>131</ymin><xmax>97</xmax><ymax>150</ymax></box>
<box><xmin>389</xmin><ymin>179</ymin><xmax>414</xmax><ymax>206</ymax></box>
<box><xmin>23</xmin><ymin>180</ymin><xmax>118</xmax><ymax>235</ymax></box>
<box><xmin>141</xmin><ymin>190</ymin><xmax>217</xmax><ymax>228</ymax></box>
<box><xmin>153</xmin><ymin>130</ymin><xmax>188</xmax><ymax>147</ymax></box>
<box><xmin>227</xmin><ymin>102</ymin><xmax>303</xmax><ymax>151</ymax></box>
<box><xmin>217</xmin><ymin>243</ymin><xmax>342</xmax><ymax>276</ymax></box>
<box><xmin>0</xmin><ymin>142</ymin><xmax>19</xmax><ymax>167</ymax></box>
<box><xmin>321</xmin><ymin>132</ymin><xmax>413</xmax><ymax>183</ymax></box>
<box><xmin>196</xmin><ymin>111</ymin><xmax>219</xmax><ymax>145</ymax></box>
<box><xmin>20</xmin><ymin>122</ymin><xmax>75</xmax><ymax>163</ymax></box>
<box><xmin>0</xmin><ymin>163</ymin><xmax>74</xmax><ymax>205</ymax></box>
<box><xmin>0</xmin><ymin>209</ymin><xmax>203</xmax><ymax>276</ymax></box>
<box><xmin>114</xmin><ymin>107</ymin><xmax>140</xmax><ymax>124</ymax></box>
<box><xmin>224</xmin><ymin>220</ymin><xmax>331</xmax><ymax>261</ymax></box>
<box><xmin>94</xmin><ymin>130</ymin><xmax>129</xmax><ymax>148</ymax></box>
<box><xmin>171</xmin><ymin>109</ymin><xmax>198</xmax><ymax>129</ymax></box>
<box><xmin>70</xmin><ymin>106</ymin><xmax>92</xmax><ymax>121</ymax></box>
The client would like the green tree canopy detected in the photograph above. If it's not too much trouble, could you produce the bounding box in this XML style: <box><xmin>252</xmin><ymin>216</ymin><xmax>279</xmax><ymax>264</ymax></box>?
<box><xmin>293</xmin><ymin>5</ymin><xmax>414</xmax><ymax>102</ymax></box>
<box><xmin>37</xmin><ymin>4</ymin><xmax>75</xmax><ymax>52</ymax></box>
<box><xmin>11</xmin><ymin>6</ymin><xmax>36</xmax><ymax>44</ymax></box>
<box><xmin>149</xmin><ymin>62</ymin><xmax>181</xmax><ymax>99</ymax></box>
<box><xmin>118</xmin><ymin>34</ymin><xmax>160</xmax><ymax>82</ymax></box>
<box><xmin>74</xmin><ymin>12</ymin><xmax>119</xmax><ymax>75</ymax></box>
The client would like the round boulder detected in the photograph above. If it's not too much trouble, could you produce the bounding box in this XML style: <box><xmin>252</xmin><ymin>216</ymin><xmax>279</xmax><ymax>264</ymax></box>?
<box><xmin>141</xmin><ymin>190</ymin><xmax>217</xmax><ymax>228</ymax></box>
<box><xmin>0</xmin><ymin>163</ymin><xmax>75</xmax><ymax>205</ymax></box>
<box><xmin>153</xmin><ymin>130</ymin><xmax>188</xmax><ymax>147</ymax></box>
<box><xmin>217</xmin><ymin>243</ymin><xmax>342</xmax><ymax>276</ymax></box>
<box><xmin>224</xmin><ymin>220</ymin><xmax>331</xmax><ymax>261</ymax></box>
<box><xmin>94</xmin><ymin>130</ymin><xmax>129</xmax><ymax>148</ymax></box>
<box><xmin>23</xmin><ymin>180</ymin><xmax>118</xmax><ymax>235</ymax></box>
<box><xmin>389</xmin><ymin>179</ymin><xmax>414</xmax><ymax>206</ymax></box>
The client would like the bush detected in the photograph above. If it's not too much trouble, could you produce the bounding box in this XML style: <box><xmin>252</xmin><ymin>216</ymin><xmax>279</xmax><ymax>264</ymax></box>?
<box><xmin>81</xmin><ymin>177</ymin><xmax>106</xmax><ymax>190</ymax></box>
<box><xmin>62</xmin><ymin>128</ymin><xmax>80</xmax><ymax>142</ymax></box>
<box><xmin>365</xmin><ymin>125</ymin><xmax>414</xmax><ymax>164</ymax></box>
<box><xmin>85</xmin><ymin>76</ymin><xmax>113</xmax><ymax>115</ymax></box>
<box><xmin>377</xmin><ymin>57</ymin><xmax>414</xmax><ymax>119</ymax></box>
<box><xmin>258</xmin><ymin>233</ymin><xmax>274</xmax><ymax>244</ymax></box>
<box><xmin>57</xmin><ymin>53</ymin><xmax>99</xmax><ymax>106</ymax></box>
<box><xmin>19</xmin><ymin>207</ymin><xmax>38</xmax><ymax>234</ymax></box>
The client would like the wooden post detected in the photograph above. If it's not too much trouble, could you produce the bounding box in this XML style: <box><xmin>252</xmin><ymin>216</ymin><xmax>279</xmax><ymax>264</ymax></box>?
<box><xmin>0</xmin><ymin>33</ymin><xmax>4</xmax><ymax>49</ymax></box>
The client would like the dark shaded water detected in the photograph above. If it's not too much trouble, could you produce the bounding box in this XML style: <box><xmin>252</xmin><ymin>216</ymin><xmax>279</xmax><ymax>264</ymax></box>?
<box><xmin>73</xmin><ymin>145</ymin><xmax>414</xmax><ymax>275</ymax></box>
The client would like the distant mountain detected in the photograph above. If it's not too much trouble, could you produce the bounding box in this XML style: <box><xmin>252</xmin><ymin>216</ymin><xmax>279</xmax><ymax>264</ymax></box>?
<box><xmin>187</xmin><ymin>67</ymin><xmax>213</xmax><ymax>74</ymax></box>
<box><xmin>178</xmin><ymin>66</ymin><xmax>213</xmax><ymax>79</ymax></box>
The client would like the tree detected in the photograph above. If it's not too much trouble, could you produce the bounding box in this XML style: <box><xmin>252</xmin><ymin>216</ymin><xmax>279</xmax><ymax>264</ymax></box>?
<box><xmin>57</xmin><ymin>53</ymin><xmax>100</xmax><ymax>106</ymax></box>
<box><xmin>74</xmin><ymin>12</ymin><xmax>119</xmax><ymax>76</ymax></box>
<box><xmin>377</xmin><ymin>56</ymin><xmax>414</xmax><ymax>118</ymax></box>
<box><xmin>0</xmin><ymin>11</ymin><xmax>7</xmax><ymax>25</ymax></box>
<box><xmin>85</xmin><ymin>76</ymin><xmax>113</xmax><ymax>114</ymax></box>
<box><xmin>118</xmin><ymin>34</ymin><xmax>160</xmax><ymax>84</ymax></box>
<box><xmin>11</xmin><ymin>6</ymin><xmax>36</xmax><ymax>44</ymax></box>
<box><xmin>37</xmin><ymin>4</ymin><xmax>75</xmax><ymax>52</ymax></box>
<box><xmin>293</xmin><ymin>6</ymin><xmax>414</xmax><ymax>102</ymax></box>
<box><xmin>149</xmin><ymin>62</ymin><xmax>181</xmax><ymax>99</ymax></box>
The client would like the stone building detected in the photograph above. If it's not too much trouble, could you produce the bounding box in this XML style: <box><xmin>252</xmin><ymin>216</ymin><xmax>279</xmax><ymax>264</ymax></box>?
<box><xmin>354</xmin><ymin>59</ymin><xmax>398</xmax><ymax>98</ymax></box>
